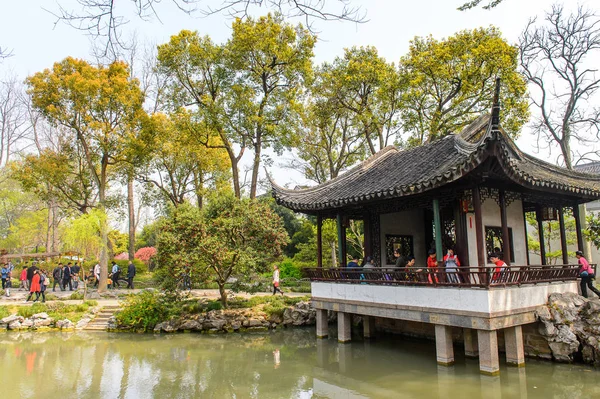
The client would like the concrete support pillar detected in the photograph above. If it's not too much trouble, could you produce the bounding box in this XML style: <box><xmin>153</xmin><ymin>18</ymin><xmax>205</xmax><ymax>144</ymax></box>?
<box><xmin>337</xmin><ymin>312</ymin><xmax>351</xmax><ymax>343</ymax></box>
<box><xmin>504</xmin><ymin>325</ymin><xmax>525</xmax><ymax>367</ymax></box>
<box><xmin>477</xmin><ymin>330</ymin><xmax>500</xmax><ymax>375</ymax></box>
<box><xmin>316</xmin><ymin>309</ymin><xmax>328</xmax><ymax>338</ymax></box>
<box><xmin>435</xmin><ymin>325</ymin><xmax>455</xmax><ymax>366</ymax></box>
<box><xmin>316</xmin><ymin>338</ymin><xmax>329</xmax><ymax>367</ymax></box>
<box><xmin>363</xmin><ymin>316</ymin><xmax>375</xmax><ymax>339</ymax></box>
<box><xmin>463</xmin><ymin>328</ymin><xmax>479</xmax><ymax>358</ymax></box>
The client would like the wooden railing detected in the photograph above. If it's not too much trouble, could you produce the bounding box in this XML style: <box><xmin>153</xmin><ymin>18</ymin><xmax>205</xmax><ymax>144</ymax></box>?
<box><xmin>303</xmin><ymin>264</ymin><xmax>593</xmax><ymax>288</ymax></box>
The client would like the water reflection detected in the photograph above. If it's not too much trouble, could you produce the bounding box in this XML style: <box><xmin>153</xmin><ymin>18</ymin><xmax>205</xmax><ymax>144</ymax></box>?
<box><xmin>0</xmin><ymin>330</ymin><xmax>598</xmax><ymax>398</ymax></box>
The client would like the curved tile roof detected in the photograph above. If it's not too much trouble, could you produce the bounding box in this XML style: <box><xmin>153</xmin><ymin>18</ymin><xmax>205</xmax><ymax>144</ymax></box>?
<box><xmin>271</xmin><ymin>115</ymin><xmax>600</xmax><ymax>211</ymax></box>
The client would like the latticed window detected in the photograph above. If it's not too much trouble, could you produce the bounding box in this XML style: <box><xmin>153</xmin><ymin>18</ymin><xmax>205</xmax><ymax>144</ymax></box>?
<box><xmin>385</xmin><ymin>235</ymin><xmax>414</xmax><ymax>265</ymax></box>
<box><xmin>485</xmin><ymin>226</ymin><xmax>515</xmax><ymax>263</ymax></box>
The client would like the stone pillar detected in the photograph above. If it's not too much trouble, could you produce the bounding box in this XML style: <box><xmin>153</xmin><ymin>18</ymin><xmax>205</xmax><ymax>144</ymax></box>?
<box><xmin>363</xmin><ymin>316</ymin><xmax>375</xmax><ymax>339</ymax></box>
<box><xmin>316</xmin><ymin>338</ymin><xmax>329</xmax><ymax>367</ymax></box>
<box><xmin>463</xmin><ymin>328</ymin><xmax>479</xmax><ymax>358</ymax></box>
<box><xmin>477</xmin><ymin>330</ymin><xmax>500</xmax><ymax>375</ymax></box>
<box><xmin>316</xmin><ymin>309</ymin><xmax>328</xmax><ymax>339</ymax></box>
<box><xmin>337</xmin><ymin>312</ymin><xmax>351</xmax><ymax>343</ymax></box>
<box><xmin>435</xmin><ymin>325</ymin><xmax>455</xmax><ymax>366</ymax></box>
<box><xmin>504</xmin><ymin>325</ymin><xmax>525</xmax><ymax>367</ymax></box>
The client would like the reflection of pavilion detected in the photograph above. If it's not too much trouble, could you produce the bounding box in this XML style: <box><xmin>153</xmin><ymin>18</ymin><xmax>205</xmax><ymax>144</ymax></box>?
<box><xmin>272</xmin><ymin>88</ymin><xmax>600</xmax><ymax>375</ymax></box>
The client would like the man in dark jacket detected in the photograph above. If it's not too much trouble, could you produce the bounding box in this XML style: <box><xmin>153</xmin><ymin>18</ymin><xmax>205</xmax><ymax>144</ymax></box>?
<box><xmin>52</xmin><ymin>264</ymin><xmax>63</xmax><ymax>291</ymax></box>
<box><xmin>62</xmin><ymin>263</ymin><xmax>73</xmax><ymax>291</ymax></box>
<box><xmin>26</xmin><ymin>263</ymin><xmax>38</xmax><ymax>289</ymax></box>
<box><xmin>127</xmin><ymin>261</ymin><xmax>136</xmax><ymax>289</ymax></box>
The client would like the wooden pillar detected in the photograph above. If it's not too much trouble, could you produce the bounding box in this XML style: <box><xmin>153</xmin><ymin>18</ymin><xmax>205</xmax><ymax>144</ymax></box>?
<box><xmin>499</xmin><ymin>190</ymin><xmax>511</xmax><ymax>265</ymax></box>
<box><xmin>573</xmin><ymin>204</ymin><xmax>584</xmax><ymax>252</ymax></box>
<box><xmin>535</xmin><ymin>206</ymin><xmax>546</xmax><ymax>265</ymax></box>
<box><xmin>558</xmin><ymin>207</ymin><xmax>569</xmax><ymax>265</ymax></box>
<box><xmin>336</xmin><ymin>214</ymin><xmax>347</xmax><ymax>267</ymax></box>
<box><xmin>523</xmin><ymin>210</ymin><xmax>530</xmax><ymax>266</ymax></box>
<box><xmin>433</xmin><ymin>199</ymin><xmax>443</xmax><ymax>262</ymax></box>
<box><xmin>473</xmin><ymin>187</ymin><xmax>485</xmax><ymax>269</ymax></box>
<box><xmin>317</xmin><ymin>214</ymin><xmax>323</xmax><ymax>268</ymax></box>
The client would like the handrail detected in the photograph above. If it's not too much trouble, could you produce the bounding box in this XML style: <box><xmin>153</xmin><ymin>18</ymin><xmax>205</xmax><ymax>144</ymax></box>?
<box><xmin>302</xmin><ymin>264</ymin><xmax>591</xmax><ymax>289</ymax></box>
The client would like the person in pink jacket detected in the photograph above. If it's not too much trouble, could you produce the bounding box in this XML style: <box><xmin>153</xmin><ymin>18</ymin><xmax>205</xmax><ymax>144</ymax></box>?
<box><xmin>576</xmin><ymin>250</ymin><xmax>600</xmax><ymax>298</ymax></box>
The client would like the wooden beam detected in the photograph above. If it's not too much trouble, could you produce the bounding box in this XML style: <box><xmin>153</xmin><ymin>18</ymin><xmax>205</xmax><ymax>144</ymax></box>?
<box><xmin>317</xmin><ymin>214</ymin><xmax>323</xmax><ymax>268</ymax></box>
<box><xmin>523</xmin><ymin>210</ymin><xmax>530</xmax><ymax>266</ymax></box>
<box><xmin>536</xmin><ymin>206</ymin><xmax>547</xmax><ymax>265</ymax></box>
<box><xmin>363</xmin><ymin>213</ymin><xmax>372</xmax><ymax>260</ymax></box>
<box><xmin>336</xmin><ymin>214</ymin><xmax>344</xmax><ymax>267</ymax></box>
<box><xmin>433</xmin><ymin>199</ymin><xmax>443</xmax><ymax>262</ymax></box>
<box><xmin>499</xmin><ymin>190</ymin><xmax>511</xmax><ymax>266</ymax></box>
<box><xmin>472</xmin><ymin>187</ymin><xmax>485</xmax><ymax>270</ymax></box>
<box><xmin>558</xmin><ymin>207</ymin><xmax>569</xmax><ymax>265</ymax></box>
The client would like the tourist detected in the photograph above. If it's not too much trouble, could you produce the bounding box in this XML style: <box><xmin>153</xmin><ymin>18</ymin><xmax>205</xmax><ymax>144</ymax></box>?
<box><xmin>52</xmin><ymin>263</ymin><xmax>63</xmax><ymax>292</ymax></box>
<box><xmin>346</xmin><ymin>256</ymin><xmax>360</xmax><ymax>268</ymax></box>
<box><xmin>25</xmin><ymin>269</ymin><xmax>41</xmax><ymax>303</ymax></box>
<box><xmin>426</xmin><ymin>249</ymin><xmax>439</xmax><ymax>283</ymax></box>
<box><xmin>71</xmin><ymin>262</ymin><xmax>81</xmax><ymax>289</ymax></box>
<box><xmin>19</xmin><ymin>265</ymin><xmax>28</xmax><ymax>291</ymax></box>
<box><xmin>26</xmin><ymin>262</ymin><xmax>38</xmax><ymax>290</ymax></box>
<box><xmin>576</xmin><ymin>251</ymin><xmax>600</xmax><ymax>298</ymax></box>
<box><xmin>111</xmin><ymin>261</ymin><xmax>121</xmax><ymax>288</ymax></box>
<box><xmin>1</xmin><ymin>263</ymin><xmax>9</xmax><ymax>290</ymax></box>
<box><xmin>443</xmin><ymin>248</ymin><xmax>461</xmax><ymax>284</ymax></box>
<box><xmin>93</xmin><ymin>262</ymin><xmax>100</xmax><ymax>287</ymax></box>
<box><xmin>394</xmin><ymin>249</ymin><xmax>407</xmax><ymax>268</ymax></box>
<box><xmin>38</xmin><ymin>269</ymin><xmax>48</xmax><ymax>303</ymax></box>
<box><xmin>272</xmin><ymin>264</ymin><xmax>283</xmax><ymax>296</ymax></box>
<box><xmin>489</xmin><ymin>253</ymin><xmax>508</xmax><ymax>283</ymax></box>
<box><xmin>363</xmin><ymin>256</ymin><xmax>375</xmax><ymax>269</ymax></box>
<box><xmin>127</xmin><ymin>261</ymin><xmax>136</xmax><ymax>289</ymax></box>
<box><xmin>62</xmin><ymin>262</ymin><xmax>73</xmax><ymax>291</ymax></box>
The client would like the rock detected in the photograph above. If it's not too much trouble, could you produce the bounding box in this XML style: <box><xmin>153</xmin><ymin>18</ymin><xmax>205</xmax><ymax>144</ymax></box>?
<box><xmin>179</xmin><ymin>320</ymin><xmax>202</xmax><ymax>331</ymax></box>
<box><xmin>56</xmin><ymin>319</ymin><xmax>74</xmax><ymax>329</ymax></box>
<box><xmin>203</xmin><ymin>319</ymin><xmax>226</xmax><ymax>330</ymax></box>
<box><xmin>76</xmin><ymin>318</ymin><xmax>91</xmax><ymax>329</ymax></box>
<box><xmin>8</xmin><ymin>321</ymin><xmax>21</xmax><ymax>330</ymax></box>
<box><xmin>153</xmin><ymin>322</ymin><xmax>166</xmax><ymax>333</ymax></box>
<box><xmin>107</xmin><ymin>316</ymin><xmax>117</xmax><ymax>330</ymax></box>
<box><xmin>21</xmin><ymin>319</ymin><xmax>34</xmax><ymax>328</ymax></box>
<box><xmin>246</xmin><ymin>318</ymin><xmax>263</xmax><ymax>327</ymax></box>
<box><xmin>539</xmin><ymin>320</ymin><xmax>557</xmax><ymax>337</ymax></box>
<box><xmin>34</xmin><ymin>318</ymin><xmax>53</xmax><ymax>327</ymax></box>
<box><xmin>2</xmin><ymin>314</ymin><xmax>23</xmax><ymax>324</ymax></box>
<box><xmin>230</xmin><ymin>321</ymin><xmax>241</xmax><ymax>331</ymax></box>
<box><xmin>86</xmin><ymin>292</ymin><xmax>101</xmax><ymax>299</ymax></box>
<box><xmin>31</xmin><ymin>312</ymin><xmax>49</xmax><ymax>320</ymax></box>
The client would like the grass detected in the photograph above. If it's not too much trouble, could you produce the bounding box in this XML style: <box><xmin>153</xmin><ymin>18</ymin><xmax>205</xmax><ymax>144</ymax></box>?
<box><xmin>2</xmin><ymin>300</ymin><xmax>99</xmax><ymax>324</ymax></box>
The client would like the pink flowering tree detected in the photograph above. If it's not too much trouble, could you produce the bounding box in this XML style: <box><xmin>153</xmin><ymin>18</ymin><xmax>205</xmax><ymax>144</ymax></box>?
<box><xmin>135</xmin><ymin>247</ymin><xmax>157</xmax><ymax>263</ymax></box>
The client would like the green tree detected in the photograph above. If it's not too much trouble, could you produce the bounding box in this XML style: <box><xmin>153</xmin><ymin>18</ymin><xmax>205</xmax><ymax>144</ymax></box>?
<box><xmin>526</xmin><ymin>211</ymin><xmax>577</xmax><ymax>264</ymax></box>
<box><xmin>157</xmin><ymin>14</ymin><xmax>315</xmax><ymax>199</ymax></box>
<box><xmin>585</xmin><ymin>213</ymin><xmax>600</xmax><ymax>250</ymax></box>
<box><xmin>399</xmin><ymin>27</ymin><xmax>529</xmax><ymax>146</ymax></box>
<box><xmin>62</xmin><ymin>209</ymin><xmax>107</xmax><ymax>260</ymax></box>
<box><xmin>156</xmin><ymin>198</ymin><xmax>288</xmax><ymax>307</ymax></box>
<box><xmin>27</xmin><ymin>57</ymin><xmax>146</xmax><ymax>292</ymax></box>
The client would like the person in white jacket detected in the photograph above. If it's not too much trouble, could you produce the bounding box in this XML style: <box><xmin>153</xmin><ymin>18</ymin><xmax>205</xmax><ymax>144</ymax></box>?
<box><xmin>272</xmin><ymin>264</ymin><xmax>284</xmax><ymax>296</ymax></box>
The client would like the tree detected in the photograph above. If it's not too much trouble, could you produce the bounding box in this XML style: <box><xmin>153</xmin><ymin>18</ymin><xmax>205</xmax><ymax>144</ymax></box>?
<box><xmin>156</xmin><ymin>198</ymin><xmax>288</xmax><ymax>307</ymax></box>
<box><xmin>519</xmin><ymin>5</ymin><xmax>600</xmax><ymax>169</ymax></box>
<box><xmin>0</xmin><ymin>76</ymin><xmax>31</xmax><ymax>167</ymax></box>
<box><xmin>585</xmin><ymin>213</ymin><xmax>600</xmax><ymax>250</ymax></box>
<box><xmin>158</xmin><ymin>15</ymin><xmax>315</xmax><ymax>198</ymax></box>
<box><xmin>526</xmin><ymin>211</ymin><xmax>577</xmax><ymax>264</ymax></box>
<box><xmin>51</xmin><ymin>0</ymin><xmax>365</xmax><ymax>57</ymax></box>
<box><xmin>27</xmin><ymin>57</ymin><xmax>146</xmax><ymax>292</ymax></box>
<box><xmin>458</xmin><ymin>0</ymin><xmax>506</xmax><ymax>11</ymax></box>
<box><xmin>400</xmin><ymin>27</ymin><xmax>529</xmax><ymax>146</ymax></box>
<box><xmin>62</xmin><ymin>209</ymin><xmax>107</xmax><ymax>261</ymax></box>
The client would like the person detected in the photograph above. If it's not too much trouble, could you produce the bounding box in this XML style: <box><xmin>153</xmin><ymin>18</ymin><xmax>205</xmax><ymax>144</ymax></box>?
<box><xmin>346</xmin><ymin>256</ymin><xmax>360</xmax><ymax>268</ymax></box>
<box><xmin>363</xmin><ymin>256</ymin><xmax>375</xmax><ymax>269</ymax></box>
<box><xmin>26</xmin><ymin>262</ymin><xmax>38</xmax><ymax>290</ymax></box>
<box><xmin>1</xmin><ymin>263</ymin><xmax>9</xmax><ymax>290</ymax></box>
<box><xmin>52</xmin><ymin>263</ymin><xmax>63</xmax><ymax>292</ymax></box>
<box><xmin>127</xmin><ymin>261</ymin><xmax>136</xmax><ymax>289</ymax></box>
<box><xmin>490</xmin><ymin>253</ymin><xmax>508</xmax><ymax>283</ymax></box>
<box><xmin>38</xmin><ymin>270</ymin><xmax>48</xmax><ymax>303</ymax></box>
<box><xmin>25</xmin><ymin>269</ymin><xmax>41</xmax><ymax>303</ymax></box>
<box><xmin>71</xmin><ymin>262</ymin><xmax>81</xmax><ymax>289</ymax></box>
<box><xmin>443</xmin><ymin>249</ymin><xmax>461</xmax><ymax>284</ymax></box>
<box><xmin>4</xmin><ymin>264</ymin><xmax>12</xmax><ymax>297</ymax></box>
<box><xmin>19</xmin><ymin>265</ymin><xmax>28</xmax><ymax>291</ymax></box>
<box><xmin>426</xmin><ymin>249</ymin><xmax>439</xmax><ymax>283</ymax></box>
<box><xmin>93</xmin><ymin>262</ymin><xmax>101</xmax><ymax>288</ymax></box>
<box><xmin>394</xmin><ymin>249</ymin><xmax>407</xmax><ymax>269</ymax></box>
<box><xmin>576</xmin><ymin>250</ymin><xmax>600</xmax><ymax>298</ymax></box>
<box><xmin>111</xmin><ymin>261</ymin><xmax>121</xmax><ymax>289</ymax></box>
<box><xmin>62</xmin><ymin>263</ymin><xmax>73</xmax><ymax>291</ymax></box>
<box><xmin>272</xmin><ymin>264</ymin><xmax>283</xmax><ymax>295</ymax></box>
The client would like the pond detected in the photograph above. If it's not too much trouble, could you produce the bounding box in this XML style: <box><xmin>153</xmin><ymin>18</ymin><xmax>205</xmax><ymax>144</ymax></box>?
<box><xmin>0</xmin><ymin>329</ymin><xmax>598</xmax><ymax>398</ymax></box>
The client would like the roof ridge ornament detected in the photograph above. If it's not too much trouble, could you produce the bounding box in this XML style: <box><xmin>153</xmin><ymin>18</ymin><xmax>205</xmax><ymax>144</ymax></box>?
<box><xmin>491</xmin><ymin>77</ymin><xmax>501</xmax><ymax>130</ymax></box>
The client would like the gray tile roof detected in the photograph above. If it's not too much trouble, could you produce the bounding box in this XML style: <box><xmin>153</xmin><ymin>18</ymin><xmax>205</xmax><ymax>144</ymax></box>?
<box><xmin>271</xmin><ymin>115</ymin><xmax>600</xmax><ymax>212</ymax></box>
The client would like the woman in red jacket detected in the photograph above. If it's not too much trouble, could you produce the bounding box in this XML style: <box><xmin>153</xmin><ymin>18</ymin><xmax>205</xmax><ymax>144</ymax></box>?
<box><xmin>25</xmin><ymin>270</ymin><xmax>41</xmax><ymax>302</ymax></box>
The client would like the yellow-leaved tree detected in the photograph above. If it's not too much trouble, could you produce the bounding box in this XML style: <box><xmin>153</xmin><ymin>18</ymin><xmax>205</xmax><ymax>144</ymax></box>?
<box><xmin>26</xmin><ymin>57</ymin><xmax>146</xmax><ymax>292</ymax></box>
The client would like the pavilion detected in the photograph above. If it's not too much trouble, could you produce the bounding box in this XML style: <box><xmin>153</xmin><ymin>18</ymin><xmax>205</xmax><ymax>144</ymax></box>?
<box><xmin>270</xmin><ymin>86</ymin><xmax>600</xmax><ymax>375</ymax></box>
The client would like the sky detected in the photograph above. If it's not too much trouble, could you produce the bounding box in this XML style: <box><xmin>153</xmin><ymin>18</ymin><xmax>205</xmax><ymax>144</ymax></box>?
<box><xmin>1</xmin><ymin>0</ymin><xmax>598</xmax><ymax>193</ymax></box>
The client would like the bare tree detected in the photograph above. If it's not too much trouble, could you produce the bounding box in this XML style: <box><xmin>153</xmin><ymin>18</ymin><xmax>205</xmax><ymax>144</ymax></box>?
<box><xmin>458</xmin><ymin>0</ymin><xmax>506</xmax><ymax>10</ymax></box>
<box><xmin>50</xmin><ymin>0</ymin><xmax>366</xmax><ymax>58</ymax></box>
<box><xmin>0</xmin><ymin>46</ymin><xmax>13</xmax><ymax>59</ymax></box>
<box><xmin>0</xmin><ymin>76</ymin><xmax>31</xmax><ymax>167</ymax></box>
<box><xmin>520</xmin><ymin>5</ymin><xmax>600</xmax><ymax>169</ymax></box>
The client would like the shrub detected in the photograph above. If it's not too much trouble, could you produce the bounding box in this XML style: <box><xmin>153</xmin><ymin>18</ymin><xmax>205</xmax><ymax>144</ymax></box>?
<box><xmin>115</xmin><ymin>290</ymin><xmax>173</xmax><ymax>330</ymax></box>
<box><xmin>114</xmin><ymin>252</ymin><xmax>128</xmax><ymax>260</ymax></box>
<box><xmin>278</xmin><ymin>258</ymin><xmax>303</xmax><ymax>279</ymax></box>
<box><xmin>69</xmin><ymin>292</ymin><xmax>84</xmax><ymax>300</ymax></box>
<box><xmin>135</xmin><ymin>247</ymin><xmax>157</xmax><ymax>263</ymax></box>
<box><xmin>206</xmin><ymin>301</ymin><xmax>223</xmax><ymax>312</ymax></box>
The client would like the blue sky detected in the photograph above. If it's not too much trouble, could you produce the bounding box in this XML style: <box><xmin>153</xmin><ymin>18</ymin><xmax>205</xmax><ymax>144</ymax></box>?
<box><xmin>1</xmin><ymin>0</ymin><xmax>597</xmax><ymax>190</ymax></box>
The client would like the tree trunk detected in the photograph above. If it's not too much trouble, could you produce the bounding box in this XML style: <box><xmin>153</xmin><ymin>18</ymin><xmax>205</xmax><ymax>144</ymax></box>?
<box><xmin>330</xmin><ymin>241</ymin><xmax>337</xmax><ymax>268</ymax></box>
<box><xmin>250</xmin><ymin>142</ymin><xmax>261</xmax><ymax>199</ymax></box>
<box><xmin>127</xmin><ymin>176</ymin><xmax>135</xmax><ymax>261</ymax></box>
<box><xmin>218</xmin><ymin>282</ymin><xmax>227</xmax><ymax>308</ymax></box>
<box><xmin>193</xmin><ymin>169</ymin><xmax>204</xmax><ymax>209</ymax></box>
<box><xmin>230</xmin><ymin>153</ymin><xmax>241</xmax><ymax>199</ymax></box>
<box><xmin>45</xmin><ymin>200</ymin><xmax>53</xmax><ymax>260</ymax></box>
